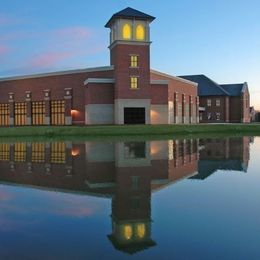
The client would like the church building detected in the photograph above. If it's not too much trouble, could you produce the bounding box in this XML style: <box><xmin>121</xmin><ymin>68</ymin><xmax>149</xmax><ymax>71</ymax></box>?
<box><xmin>0</xmin><ymin>7</ymin><xmax>199</xmax><ymax>126</ymax></box>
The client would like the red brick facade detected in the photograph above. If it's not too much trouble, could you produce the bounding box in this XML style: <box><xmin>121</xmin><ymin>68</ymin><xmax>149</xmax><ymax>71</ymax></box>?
<box><xmin>0</xmin><ymin>8</ymin><xmax>199</xmax><ymax>126</ymax></box>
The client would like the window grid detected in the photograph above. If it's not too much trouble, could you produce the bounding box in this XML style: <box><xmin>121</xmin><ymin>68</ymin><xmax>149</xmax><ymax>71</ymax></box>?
<box><xmin>14</xmin><ymin>142</ymin><xmax>26</xmax><ymax>162</ymax></box>
<box><xmin>130</xmin><ymin>55</ymin><xmax>138</xmax><ymax>67</ymax></box>
<box><xmin>0</xmin><ymin>104</ymin><xmax>9</xmax><ymax>126</ymax></box>
<box><xmin>15</xmin><ymin>102</ymin><xmax>27</xmax><ymax>126</ymax></box>
<box><xmin>32</xmin><ymin>142</ymin><xmax>45</xmax><ymax>163</ymax></box>
<box><xmin>51</xmin><ymin>100</ymin><xmax>65</xmax><ymax>125</ymax></box>
<box><xmin>216</xmin><ymin>99</ymin><xmax>221</xmax><ymax>107</ymax></box>
<box><xmin>130</xmin><ymin>77</ymin><xmax>138</xmax><ymax>89</ymax></box>
<box><xmin>32</xmin><ymin>102</ymin><xmax>45</xmax><ymax>125</ymax></box>
<box><xmin>51</xmin><ymin>142</ymin><xmax>66</xmax><ymax>164</ymax></box>
<box><xmin>0</xmin><ymin>143</ymin><xmax>10</xmax><ymax>161</ymax></box>
<box><xmin>207</xmin><ymin>99</ymin><xmax>211</xmax><ymax>107</ymax></box>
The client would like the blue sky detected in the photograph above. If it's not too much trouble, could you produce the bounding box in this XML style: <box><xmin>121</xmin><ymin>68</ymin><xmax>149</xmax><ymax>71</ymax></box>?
<box><xmin>1</xmin><ymin>0</ymin><xmax>260</xmax><ymax>108</ymax></box>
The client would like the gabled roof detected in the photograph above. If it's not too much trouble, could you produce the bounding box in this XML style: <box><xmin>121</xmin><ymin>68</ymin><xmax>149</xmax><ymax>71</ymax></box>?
<box><xmin>179</xmin><ymin>75</ymin><xmax>230</xmax><ymax>96</ymax></box>
<box><xmin>220</xmin><ymin>83</ymin><xmax>246</xmax><ymax>96</ymax></box>
<box><xmin>105</xmin><ymin>7</ymin><xmax>155</xmax><ymax>27</ymax></box>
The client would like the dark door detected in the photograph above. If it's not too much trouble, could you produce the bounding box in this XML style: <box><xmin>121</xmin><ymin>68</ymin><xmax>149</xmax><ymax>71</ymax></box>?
<box><xmin>124</xmin><ymin>108</ymin><xmax>145</xmax><ymax>124</ymax></box>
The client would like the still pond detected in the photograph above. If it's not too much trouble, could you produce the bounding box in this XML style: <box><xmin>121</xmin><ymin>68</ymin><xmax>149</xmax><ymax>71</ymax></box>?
<box><xmin>0</xmin><ymin>136</ymin><xmax>259</xmax><ymax>259</ymax></box>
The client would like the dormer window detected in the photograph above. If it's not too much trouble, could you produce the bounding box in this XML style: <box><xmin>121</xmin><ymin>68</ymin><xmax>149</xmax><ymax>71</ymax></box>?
<box><xmin>122</xmin><ymin>23</ymin><xmax>131</xmax><ymax>39</ymax></box>
<box><xmin>136</xmin><ymin>24</ymin><xmax>145</xmax><ymax>40</ymax></box>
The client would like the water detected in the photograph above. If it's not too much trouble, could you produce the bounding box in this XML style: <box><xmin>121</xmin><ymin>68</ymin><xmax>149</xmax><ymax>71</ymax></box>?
<box><xmin>0</xmin><ymin>137</ymin><xmax>259</xmax><ymax>259</ymax></box>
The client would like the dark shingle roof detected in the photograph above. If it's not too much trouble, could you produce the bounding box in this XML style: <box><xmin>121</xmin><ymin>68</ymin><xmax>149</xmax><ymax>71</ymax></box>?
<box><xmin>179</xmin><ymin>75</ymin><xmax>230</xmax><ymax>96</ymax></box>
<box><xmin>220</xmin><ymin>83</ymin><xmax>245</xmax><ymax>96</ymax></box>
<box><xmin>105</xmin><ymin>7</ymin><xmax>155</xmax><ymax>27</ymax></box>
<box><xmin>190</xmin><ymin>159</ymin><xmax>246</xmax><ymax>180</ymax></box>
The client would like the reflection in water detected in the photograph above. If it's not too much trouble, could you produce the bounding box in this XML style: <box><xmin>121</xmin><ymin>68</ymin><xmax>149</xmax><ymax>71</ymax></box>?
<box><xmin>0</xmin><ymin>137</ymin><xmax>251</xmax><ymax>255</ymax></box>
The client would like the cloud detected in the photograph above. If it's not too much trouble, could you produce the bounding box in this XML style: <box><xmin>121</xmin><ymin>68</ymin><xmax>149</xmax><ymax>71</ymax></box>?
<box><xmin>29</xmin><ymin>51</ymin><xmax>75</xmax><ymax>68</ymax></box>
<box><xmin>55</xmin><ymin>26</ymin><xmax>92</xmax><ymax>40</ymax></box>
<box><xmin>0</xmin><ymin>25</ymin><xmax>106</xmax><ymax>75</ymax></box>
<box><xmin>0</xmin><ymin>15</ymin><xmax>12</xmax><ymax>26</ymax></box>
<box><xmin>0</xmin><ymin>45</ymin><xmax>10</xmax><ymax>56</ymax></box>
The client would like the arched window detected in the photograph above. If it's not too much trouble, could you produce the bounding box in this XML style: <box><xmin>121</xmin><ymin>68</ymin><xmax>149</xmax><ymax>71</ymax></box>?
<box><xmin>137</xmin><ymin>223</ymin><xmax>146</xmax><ymax>238</ymax></box>
<box><xmin>136</xmin><ymin>24</ymin><xmax>145</xmax><ymax>40</ymax></box>
<box><xmin>122</xmin><ymin>23</ymin><xmax>131</xmax><ymax>39</ymax></box>
<box><xmin>124</xmin><ymin>225</ymin><xmax>133</xmax><ymax>240</ymax></box>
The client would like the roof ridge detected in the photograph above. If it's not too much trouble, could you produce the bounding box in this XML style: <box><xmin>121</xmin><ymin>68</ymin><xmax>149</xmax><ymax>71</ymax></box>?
<box><xmin>220</xmin><ymin>83</ymin><xmax>244</xmax><ymax>86</ymax></box>
<box><xmin>204</xmin><ymin>75</ymin><xmax>230</xmax><ymax>96</ymax></box>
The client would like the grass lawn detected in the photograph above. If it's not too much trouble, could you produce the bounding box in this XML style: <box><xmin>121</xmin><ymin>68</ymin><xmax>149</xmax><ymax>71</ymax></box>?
<box><xmin>0</xmin><ymin>124</ymin><xmax>259</xmax><ymax>141</ymax></box>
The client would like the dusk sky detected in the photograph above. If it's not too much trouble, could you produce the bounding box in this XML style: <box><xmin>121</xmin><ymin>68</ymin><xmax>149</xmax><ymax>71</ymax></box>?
<box><xmin>1</xmin><ymin>0</ymin><xmax>259</xmax><ymax>108</ymax></box>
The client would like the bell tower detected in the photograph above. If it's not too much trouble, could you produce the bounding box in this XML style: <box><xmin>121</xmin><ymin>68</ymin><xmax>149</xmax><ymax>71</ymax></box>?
<box><xmin>105</xmin><ymin>7</ymin><xmax>155</xmax><ymax>124</ymax></box>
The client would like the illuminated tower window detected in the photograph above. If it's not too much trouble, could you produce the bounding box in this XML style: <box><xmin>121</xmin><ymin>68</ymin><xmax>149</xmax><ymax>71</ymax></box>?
<box><xmin>130</xmin><ymin>55</ymin><xmax>138</xmax><ymax>67</ymax></box>
<box><xmin>137</xmin><ymin>223</ymin><xmax>146</xmax><ymax>238</ymax></box>
<box><xmin>122</xmin><ymin>23</ymin><xmax>132</xmax><ymax>39</ymax></box>
<box><xmin>124</xmin><ymin>225</ymin><xmax>133</xmax><ymax>240</ymax></box>
<box><xmin>136</xmin><ymin>24</ymin><xmax>145</xmax><ymax>40</ymax></box>
<box><xmin>130</xmin><ymin>77</ymin><xmax>138</xmax><ymax>89</ymax></box>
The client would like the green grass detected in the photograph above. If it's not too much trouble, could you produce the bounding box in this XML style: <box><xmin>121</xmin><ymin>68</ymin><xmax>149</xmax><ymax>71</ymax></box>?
<box><xmin>0</xmin><ymin>124</ymin><xmax>259</xmax><ymax>141</ymax></box>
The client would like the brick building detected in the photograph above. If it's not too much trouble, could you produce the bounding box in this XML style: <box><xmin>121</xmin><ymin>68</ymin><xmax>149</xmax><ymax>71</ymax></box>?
<box><xmin>179</xmin><ymin>75</ymin><xmax>250</xmax><ymax>123</ymax></box>
<box><xmin>0</xmin><ymin>7</ymin><xmax>199</xmax><ymax>126</ymax></box>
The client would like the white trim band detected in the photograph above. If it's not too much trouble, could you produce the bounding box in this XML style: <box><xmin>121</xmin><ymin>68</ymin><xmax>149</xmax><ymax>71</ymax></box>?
<box><xmin>84</xmin><ymin>78</ymin><xmax>115</xmax><ymax>85</ymax></box>
<box><xmin>151</xmin><ymin>69</ymin><xmax>198</xmax><ymax>87</ymax></box>
<box><xmin>151</xmin><ymin>79</ymin><xmax>169</xmax><ymax>85</ymax></box>
<box><xmin>0</xmin><ymin>66</ymin><xmax>114</xmax><ymax>82</ymax></box>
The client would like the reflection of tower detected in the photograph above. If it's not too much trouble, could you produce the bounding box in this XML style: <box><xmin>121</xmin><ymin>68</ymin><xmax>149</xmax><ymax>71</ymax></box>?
<box><xmin>108</xmin><ymin>142</ymin><xmax>156</xmax><ymax>254</ymax></box>
<box><xmin>105</xmin><ymin>8</ymin><xmax>155</xmax><ymax>124</ymax></box>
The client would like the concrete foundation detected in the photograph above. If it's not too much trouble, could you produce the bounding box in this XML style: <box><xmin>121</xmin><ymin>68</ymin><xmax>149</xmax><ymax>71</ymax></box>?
<box><xmin>114</xmin><ymin>99</ymin><xmax>151</xmax><ymax>125</ymax></box>
<box><xmin>85</xmin><ymin>104</ymin><xmax>114</xmax><ymax>125</ymax></box>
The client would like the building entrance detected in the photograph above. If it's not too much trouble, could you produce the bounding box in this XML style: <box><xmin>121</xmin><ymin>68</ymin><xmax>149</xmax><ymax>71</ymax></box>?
<box><xmin>124</xmin><ymin>108</ymin><xmax>145</xmax><ymax>124</ymax></box>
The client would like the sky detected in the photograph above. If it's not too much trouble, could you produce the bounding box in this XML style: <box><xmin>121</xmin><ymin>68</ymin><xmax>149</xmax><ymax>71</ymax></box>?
<box><xmin>0</xmin><ymin>0</ymin><xmax>260</xmax><ymax>109</ymax></box>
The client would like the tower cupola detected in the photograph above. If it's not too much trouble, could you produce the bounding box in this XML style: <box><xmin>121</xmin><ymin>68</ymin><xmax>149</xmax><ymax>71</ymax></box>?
<box><xmin>105</xmin><ymin>7</ymin><xmax>155</xmax><ymax>47</ymax></box>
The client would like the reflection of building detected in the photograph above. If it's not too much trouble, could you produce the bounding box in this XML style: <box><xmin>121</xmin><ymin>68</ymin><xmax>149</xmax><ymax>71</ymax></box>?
<box><xmin>0</xmin><ymin>139</ymin><xmax>199</xmax><ymax>254</ymax></box>
<box><xmin>0</xmin><ymin>137</ymin><xmax>251</xmax><ymax>254</ymax></box>
<box><xmin>191</xmin><ymin>137</ymin><xmax>250</xmax><ymax>180</ymax></box>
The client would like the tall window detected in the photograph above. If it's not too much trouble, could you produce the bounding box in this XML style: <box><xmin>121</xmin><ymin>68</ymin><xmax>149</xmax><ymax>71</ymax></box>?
<box><xmin>122</xmin><ymin>23</ymin><xmax>131</xmax><ymax>39</ymax></box>
<box><xmin>32</xmin><ymin>142</ymin><xmax>45</xmax><ymax>163</ymax></box>
<box><xmin>130</xmin><ymin>55</ymin><xmax>138</xmax><ymax>67</ymax></box>
<box><xmin>207</xmin><ymin>99</ymin><xmax>211</xmax><ymax>107</ymax></box>
<box><xmin>0</xmin><ymin>104</ymin><xmax>9</xmax><ymax>126</ymax></box>
<box><xmin>216</xmin><ymin>112</ymin><xmax>221</xmax><ymax>120</ymax></box>
<box><xmin>207</xmin><ymin>112</ymin><xmax>212</xmax><ymax>120</ymax></box>
<box><xmin>216</xmin><ymin>99</ymin><xmax>220</xmax><ymax>106</ymax></box>
<box><xmin>0</xmin><ymin>143</ymin><xmax>10</xmax><ymax>161</ymax></box>
<box><xmin>32</xmin><ymin>101</ymin><xmax>45</xmax><ymax>125</ymax></box>
<box><xmin>51</xmin><ymin>142</ymin><xmax>66</xmax><ymax>164</ymax></box>
<box><xmin>130</xmin><ymin>77</ymin><xmax>138</xmax><ymax>89</ymax></box>
<box><xmin>14</xmin><ymin>142</ymin><xmax>26</xmax><ymax>162</ymax></box>
<box><xmin>136</xmin><ymin>24</ymin><xmax>145</xmax><ymax>40</ymax></box>
<box><xmin>15</xmin><ymin>102</ymin><xmax>27</xmax><ymax>126</ymax></box>
<box><xmin>51</xmin><ymin>100</ymin><xmax>65</xmax><ymax>125</ymax></box>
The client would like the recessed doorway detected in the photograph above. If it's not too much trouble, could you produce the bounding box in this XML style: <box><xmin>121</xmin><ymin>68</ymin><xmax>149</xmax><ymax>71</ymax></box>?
<box><xmin>124</xmin><ymin>108</ymin><xmax>145</xmax><ymax>124</ymax></box>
